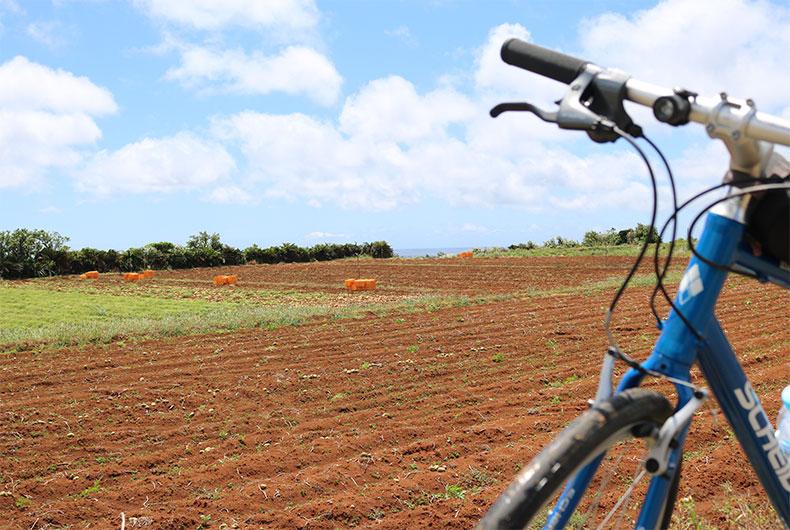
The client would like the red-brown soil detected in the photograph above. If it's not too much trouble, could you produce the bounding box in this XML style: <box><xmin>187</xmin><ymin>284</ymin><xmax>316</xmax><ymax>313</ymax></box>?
<box><xmin>1</xmin><ymin>258</ymin><xmax>787</xmax><ymax>529</ymax></box>
<box><xmin>45</xmin><ymin>256</ymin><xmax>655</xmax><ymax>296</ymax></box>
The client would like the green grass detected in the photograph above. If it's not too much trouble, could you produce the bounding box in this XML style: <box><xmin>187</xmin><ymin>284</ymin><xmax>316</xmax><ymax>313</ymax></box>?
<box><xmin>49</xmin><ymin>280</ymin><xmax>331</xmax><ymax>305</ymax></box>
<box><xmin>1</xmin><ymin>255</ymin><xmax>689</xmax><ymax>352</ymax></box>
<box><xmin>0</xmin><ymin>284</ymin><xmax>480</xmax><ymax>351</ymax></box>
<box><xmin>2</xmin><ymin>285</ymin><xmax>223</xmax><ymax>327</ymax></box>
<box><xmin>475</xmin><ymin>243</ymin><xmax>692</xmax><ymax>258</ymax></box>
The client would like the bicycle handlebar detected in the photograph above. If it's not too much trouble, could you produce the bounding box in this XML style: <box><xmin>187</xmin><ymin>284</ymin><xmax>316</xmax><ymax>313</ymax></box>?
<box><xmin>625</xmin><ymin>79</ymin><xmax>790</xmax><ymax>146</ymax></box>
<box><xmin>501</xmin><ymin>38</ymin><xmax>790</xmax><ymax>147</ymax></box>
<box><xmin>501</xmin><ymin>39</ymin><xmax>589</xmax><ymax>85</ymax></box>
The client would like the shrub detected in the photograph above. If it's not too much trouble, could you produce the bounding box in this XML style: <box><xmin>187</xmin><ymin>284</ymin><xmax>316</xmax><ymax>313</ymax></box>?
<box><xmin>1</xmin><ymin>228</ymin><xmax>395</xmax><ymax>278</ymax></box>
<box><xmin>0</xmin><ymin>229</ymin><xmax>69</xmax><ymax>279</ymax></box>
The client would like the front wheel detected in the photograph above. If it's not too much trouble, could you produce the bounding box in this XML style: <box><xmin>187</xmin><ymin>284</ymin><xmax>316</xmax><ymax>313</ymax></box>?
<box><xmin>478</xmin><ymin>388</ymin><xmax>677</xmax><ymax>529</ymax></box>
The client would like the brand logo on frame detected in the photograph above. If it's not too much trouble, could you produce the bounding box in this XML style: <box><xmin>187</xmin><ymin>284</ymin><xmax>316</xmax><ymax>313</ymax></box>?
<box><xmin>734</xmin><ymin>382</ymin><xmax>790</xmax><ymax>495</ymax></box>
<box><xmin>678</xmin><ymin>264</ymin><xmax>704</xmax><ymax>305</ymax></box>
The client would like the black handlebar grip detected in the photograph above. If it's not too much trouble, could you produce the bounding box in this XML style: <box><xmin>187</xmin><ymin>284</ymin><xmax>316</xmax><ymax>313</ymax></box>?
<box><xmin>501</xmin><ymin>38</ymin><xmax>589</xmax><ymax>84</ymax></box>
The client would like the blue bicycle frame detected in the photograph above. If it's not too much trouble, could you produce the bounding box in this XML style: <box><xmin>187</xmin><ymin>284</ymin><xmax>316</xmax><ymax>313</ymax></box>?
<box><xmin>545</xmin><ymin>206</ymin><xmax>790</xmax><ymax>529</ymax></box>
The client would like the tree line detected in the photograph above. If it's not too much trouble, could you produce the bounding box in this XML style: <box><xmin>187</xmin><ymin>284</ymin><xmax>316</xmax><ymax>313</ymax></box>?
<box><xmin>508</xmin><ymin>223</ymin><xmax>661</xmax><ymax>250</ymax></box>
<box><xmin>0</xmin><ymin>229</ymin><xmax>394</xmax><ymax>279</ymax></box>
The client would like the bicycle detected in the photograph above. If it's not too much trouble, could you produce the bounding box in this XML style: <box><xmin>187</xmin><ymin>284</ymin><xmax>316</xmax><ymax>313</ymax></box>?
<box><xmin>478</xmin><ymin>39</ymin><xmax>790</xmax><ymax>529</ymax></box>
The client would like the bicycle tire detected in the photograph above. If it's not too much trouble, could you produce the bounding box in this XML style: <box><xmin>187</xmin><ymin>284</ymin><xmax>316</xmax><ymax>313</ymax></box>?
<box><xmin>478</xmin><ymin>388</ymin><xmax>675</xmax><ymax>529</ymax></box>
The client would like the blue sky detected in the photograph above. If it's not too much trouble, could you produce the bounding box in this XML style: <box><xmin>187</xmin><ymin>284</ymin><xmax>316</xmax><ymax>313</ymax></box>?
<box><xmin>1</xmin><ymin>0</ymin><xmax>788</xmax><ymax>251</ymax></box>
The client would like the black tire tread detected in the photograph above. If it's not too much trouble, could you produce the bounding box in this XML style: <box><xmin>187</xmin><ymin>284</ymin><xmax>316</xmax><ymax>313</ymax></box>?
<box><xmin>478</xmin><ymin>388</ymin><xmax>673</xmax><ymax>529</ymax></box>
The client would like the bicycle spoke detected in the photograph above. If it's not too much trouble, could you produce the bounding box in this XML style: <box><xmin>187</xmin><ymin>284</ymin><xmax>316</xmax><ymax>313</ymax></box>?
<box><xmin>597</xmin><ymin>468</ymin><xmax>646</xmax><ymax>530</ymax></box>
<box><xmin>580</xmin><ymin>449</ymin><xmax>624</xmax><ymax>525</ymax></box>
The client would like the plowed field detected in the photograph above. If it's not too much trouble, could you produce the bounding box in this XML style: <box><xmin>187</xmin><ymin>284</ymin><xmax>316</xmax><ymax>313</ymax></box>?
<box><xmin>1</xmin><ymin>257</ymin><xmax>787</xmax><ymax>529</ymax></box>
<box><xmin>45</xmin><ymin>256</ymin><xmax>650</xmax><ymax>296</ymax></box>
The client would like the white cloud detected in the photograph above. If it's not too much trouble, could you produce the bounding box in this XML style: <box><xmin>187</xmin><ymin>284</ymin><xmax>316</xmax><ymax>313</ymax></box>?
<box><xmin>0</xmin><ymin>56</ymin><xmax>116</xmax><ymax>189</ymax></box>
<box><xmin>306</xmin><ymin>231</ymin><xmax>346</xmax><ymax>239</ymax></box>
<box><xmin>460</xmin><ymin>223</ymin><xmax>489</xmax><ymax>234</ymax></box>
<box><xmin>166</xmin><ymin>44</ymin><xmax>342</xmax><ymax>105</ymax></box>
<box><xmin>211</xmin><ymin>89</ymin><xmax>646</xmax><ymax>211</ymax></box>
<box><xmin>474</xmin><ymin>23</ymin><xmax>569</xmax><ymax>107</ymax></box>
<box><xmin>76</xmin><ymin>133</ymin><xmax>235</xmax><ymax>195</ymax></box>
<box><xmin>214</xmin><ymin>111</ymin><xmax>416</xmax><ymax>209</ymax></box>
<box><xmin>134</xmin><ymin>0</ymin><xmax>319</xmax><ymax>32</ymax></box>
<box><xmin>26</xmin><ymin>21</ymin><xmax>68</xmax><ymax>49</ymax></box>
<box><xmin>385</xmin><ymin>25</ymin><xmax>416</xmax><ymax>47</ymax></box>
<box><xmin>206</xmin><ymin>185</ymin><xmax>257</xmax><ymax>205</ymax></box>
<box><xmin>0</xmin><ymin>56</ymin><xmax>117</xmax><ymax>114</ymax></box>
<box><xmin>579</xmin><ymin>0</ymin><xmax>790</xmax><ymax>112</ymax></box>
<box><xmin>339</xmin><ymin>76</ymin><xmax>475</xmax><ymax>143</ymax></box>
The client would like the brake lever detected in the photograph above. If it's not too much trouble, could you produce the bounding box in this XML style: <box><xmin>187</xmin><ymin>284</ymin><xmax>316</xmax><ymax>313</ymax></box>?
<box><xmin>489</xmin><ymin>102</ymin><xmax>557</xmax><ymax>123</ymax></box>
<box><xmin>489</xmin><ymin>64</ymin><xmax>641</xmax><ymax>144</ymax></box>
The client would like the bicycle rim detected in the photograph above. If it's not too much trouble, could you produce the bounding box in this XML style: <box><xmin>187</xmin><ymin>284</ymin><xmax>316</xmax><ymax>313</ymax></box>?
<box><xmin>478</xmin><ymin>388</ymin><xmax>676</xmax><ymax>530</ymax></box>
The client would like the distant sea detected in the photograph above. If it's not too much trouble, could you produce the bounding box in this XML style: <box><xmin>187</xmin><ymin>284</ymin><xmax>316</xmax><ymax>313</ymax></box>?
<box><xmin>394</xmin><ymin>247</ymin><xmax>473</xmax><ymax>258</ymax></box>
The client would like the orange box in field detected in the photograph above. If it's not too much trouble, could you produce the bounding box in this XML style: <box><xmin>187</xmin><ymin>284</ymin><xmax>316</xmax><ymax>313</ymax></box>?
<box><xmin>123</xmin><ymin>272</ymin><xmax>140</xmax><ymax>281</ymax></box>
<box><xmin>142</xmin><ymin>270</ymin><xmax>155</xmax><ymax>279</ymax></box>
<box><xmin>213</xmin><ymin>275</ymin><xmax>227</xmax><ymax>286</ymax></box>
<box><xmin>226</xmin><ymin>275</ymin><xmax>237</xmax><ymax>285</ymax></box>
<box><xmin>349</xmin><ymin>278</ymin><xmax>376</xmax><ymax>291</ymax></box>
<box><xmin>79</xmin><ymin>273</ymin><xmax>87</xmax><ymax>279</ymax></box>
<box><xmin>458</xmin><ymin>251</ymin><xmax>473</xmax><ymax>258</ymax></box>
<box><xmin>344</xmin><ymin>278</ymin><xmax>355</xmax><ymax>289</ymax></box>
<box><xmin>84</xmin><ymin>271</ymin><xmax>99</xmax><ymax>279</ymax></box>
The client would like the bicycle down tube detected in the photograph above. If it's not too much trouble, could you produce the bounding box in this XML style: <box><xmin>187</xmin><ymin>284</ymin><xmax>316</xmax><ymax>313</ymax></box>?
<box><xmin>544</xmin><ymin>203</ymin><xmax>790</xmax><ymax>529</ymax></box>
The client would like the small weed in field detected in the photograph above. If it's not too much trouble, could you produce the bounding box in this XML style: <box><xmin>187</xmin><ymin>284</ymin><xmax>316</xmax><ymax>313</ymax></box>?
<box><xmin>77</xmin><ymin>480</ymin><xmax>101</xmax><ymax>497</ymax></box>
<box><xmin>367</xmin><ymin>507</ymin><xmax>386</xmax><ymax>521</ymax></box>
<box><xmin>360</xmin><ymin>362</ymin><xmax>371</xmax><ymax>370</ymax></box>
<box><xmin>196</xmin><ymin>487</ymin><xmax>222</xmax><ymax>500</ymax></box>
<box><xmin>95</xmin><ymin>455</ymin><xmax>115</xmax><ymax>464</ymax></box>
<box><xmin>15</xmin><ymin>496</ymin><xmax>31</xmax><ymax>510</ymax></box>
<box><xmin>330</xmin><ymin>392</ymin><xmax>348</xmax><ymax>401</ymax></box>
<box><xmin>714</xmin><ymin>481</ymin><xmax>780</xmax><ymax>529</ymax></box>
<box><xmin>218</xmin><ymin>430</ymin><xmax>229</xmax><ymax>440</ymax></box>
<box><xmin>403</xmin><ymin>491</ymin><xmax>435</xmax><ymax>509</ymax></box>
<box><xmin>394</xmin><ymin>318</ymin><xmax>405</xmax><ymax>324</ymax></box>
<box><xmin>462</xmin><ymin>466</ymin><xmax>495</xmax><ymax>492</ymax></box>
<box><xmin>550</xmin><ymin>395</ymin><xmax>562</xmax><ymax>404</ymax></box>
<box><xmin>443</xmin><ymin>484</ymin><xmax>466</xmax><ymax>500</ymax></box>
<box><xmin>675</xmin><ymin>496</ymin><xmax>712</xmax><ymax>529</ymax></box>
<box><xmin>197</xmin><ymin>514</ymin><xmax>212</xmax><ymax>529</ymax></box>
<box><xmin>547</xmin><ymin>374</ymin><xmax>579</xmax><ymax>388</ymax></box>
<box><xmin>682</xmin><ymin>450</ymin><xmax>703</xmax><ymax>462</ymax></box>
<box><xmin>545</xmin><ymin>339</ymin><xmax>557</xmax><ymax>350</ymax></box>
<box><xmin>491</xmin><ymin>353</ymin><xmax>505</xmax><ymax>363</ymax></box>
<box><xmin>406</xmin><ymin>344</ymin><xmax>419</xmax><ymax>354</ymax></box>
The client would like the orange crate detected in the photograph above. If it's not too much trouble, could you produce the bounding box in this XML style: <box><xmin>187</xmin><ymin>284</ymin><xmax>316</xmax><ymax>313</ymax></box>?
<box><xmin>84</xmin><ymin>271</ymin><xmax>99</xmax><ymax>279</ymax></box>
<box><xmin>458</xmin><ymin>251</ymin><xmax>473</xmax><ymax>258</ymax></box>
<box><xmin>142</xmin><ymin>270</ymin><xmax>155</xmax><ymax>279</ymax></box>
<box><xmin>226</xmin><ymin>275</ymin><xmax>237</xmax><ymax>285</ymax></box>
<box><xmin>350</xmin><ymin>279</ymin><xmax>376</xmax><ymax>291</ymax></box>
<box><xmin>79</xmin><ymin>273</ymin><xmax>87</xmax><ymax>279</ymax></box>
<box><xmin>344</xmin><ymin>278</ymin><xmax>355</xmax><ymax>289</ymax></box>
<box><xmin>123</xmin><ymin>272</ymin><xmax>140</xmax><ymax>282</ymax></box>
<box><xmin>213</xmin><ymin>275</ymin><xmax>227</xmax><ymax>286</ymax></box>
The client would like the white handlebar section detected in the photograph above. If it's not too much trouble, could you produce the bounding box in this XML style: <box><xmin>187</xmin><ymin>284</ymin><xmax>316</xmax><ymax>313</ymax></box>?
<box><xmin>626</xmin><ymin>79</ymin><xmax>790</xmax><ymax>147</ymax></box>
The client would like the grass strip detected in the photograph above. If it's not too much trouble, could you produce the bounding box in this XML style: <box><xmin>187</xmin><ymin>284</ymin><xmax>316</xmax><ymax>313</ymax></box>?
<box><xmin>475</xmin><ymin>243</ymin><xmax>692</xmax><ymax>258</ymax></box>
<box><xmin>0</xmin><ymin>268</ymin><xmax>685</xmax><ymax>351</ymax></box>
<box><xmin>0</xmin><ymin>286</ymin><xmax>482</xmax><ymax>351</ymax></box>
